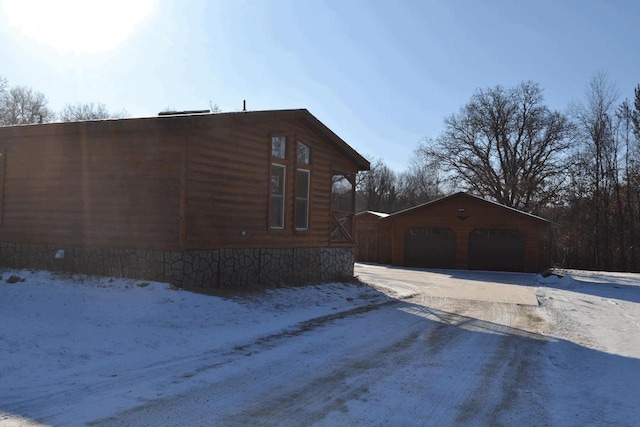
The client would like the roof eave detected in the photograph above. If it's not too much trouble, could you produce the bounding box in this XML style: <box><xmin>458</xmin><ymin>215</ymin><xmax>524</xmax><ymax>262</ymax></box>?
<box><xmin>296</xmin><ymin>110</ymin><xmax>370</xmax><ymax>171</ymax></box>
<box><xmin>381</xmin><ymin>192</ymin><xmax>550</xmax><ymax>223</ymax></box>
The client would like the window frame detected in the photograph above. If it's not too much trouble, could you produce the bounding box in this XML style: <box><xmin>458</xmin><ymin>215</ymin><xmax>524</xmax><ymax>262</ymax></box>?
<box><xmin>271</xmin><ymin>136</ymin><xmax>287</xmax><ymax>159</ymax></box>
<box><xmin>295</xmin><ymin>168</ymin><xmax>310</xmax><ymax>231</ymax></box>
<box><xmin>296</xmin><ymin>141</ymin><xmax>311</xmax><ymax>165</ymax></box>
<box><xmin>269</xmin><ymin>163</ymin><xmax>286</xmax><ymax>229</ymax></box>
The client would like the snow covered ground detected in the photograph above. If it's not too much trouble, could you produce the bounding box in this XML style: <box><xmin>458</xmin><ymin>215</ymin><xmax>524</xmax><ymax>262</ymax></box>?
<box><xmin>1</xmin><ymin>265</ymin><xmax>639</xmax><ymax>426</ymax></box>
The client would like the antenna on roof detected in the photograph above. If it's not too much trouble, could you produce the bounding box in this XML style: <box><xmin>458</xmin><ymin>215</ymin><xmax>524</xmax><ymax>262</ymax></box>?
<box><xmin>242</xmin><ymin>100</ymin><xmax>247</xmax><ymax>112</ymax></box>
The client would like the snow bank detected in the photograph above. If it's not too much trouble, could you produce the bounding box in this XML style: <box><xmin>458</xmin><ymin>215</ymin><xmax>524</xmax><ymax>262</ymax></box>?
<box><xmin>535</xmin><ymin>272</ymin><xmax>578</xmax><ymax>287</ymax></box>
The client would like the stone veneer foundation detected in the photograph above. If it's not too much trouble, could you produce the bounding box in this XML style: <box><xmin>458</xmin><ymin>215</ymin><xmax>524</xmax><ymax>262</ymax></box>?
<box><xmin>0</xmin><ymin>241</ymin><xmax>355</xmax><ymax>289</ymax></box>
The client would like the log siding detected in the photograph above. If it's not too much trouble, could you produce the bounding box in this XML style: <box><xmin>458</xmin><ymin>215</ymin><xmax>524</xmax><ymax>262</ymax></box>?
<box><xmin>0</xmin><ymin>109</ymin><xmax>369</xmax><ymax>287</ymax></box>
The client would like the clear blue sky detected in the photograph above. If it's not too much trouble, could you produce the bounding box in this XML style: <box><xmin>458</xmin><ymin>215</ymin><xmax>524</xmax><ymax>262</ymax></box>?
<box><xmin>1</xmin><ymin>0</ymin><xmax>638</xmax><ymax>171</ymax></box>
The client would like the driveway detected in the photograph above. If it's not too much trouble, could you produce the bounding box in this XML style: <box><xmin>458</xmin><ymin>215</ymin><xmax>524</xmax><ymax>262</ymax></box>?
<box><xmin>93</xmin><ymin>265</ymin><xmax>638</xmax><ymax>425</ymax></box>
<box><xmin>355</xmin><ymin>262</ymin><xmax>540</xmax><ymax>306</ymax></box>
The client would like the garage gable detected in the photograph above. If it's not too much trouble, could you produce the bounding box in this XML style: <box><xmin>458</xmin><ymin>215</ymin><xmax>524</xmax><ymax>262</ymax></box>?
<box><xmin>384</xmin><ymin>192</ymin><xmax>549</xmax><ymax>224</ymax></box>
<box><xmin>379</xmin><ymin>192</ymin><xmax>550</xmax><ymax>272</ymax></box>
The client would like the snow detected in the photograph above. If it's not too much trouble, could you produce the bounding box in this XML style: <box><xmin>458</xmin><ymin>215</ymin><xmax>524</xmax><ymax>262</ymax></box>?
<box><xmin>534</xmin><ymin>269</ymin><xmax>640</xmax><ymax>425</ymax></box>
<box><xmin>1</xmin><ymin>266</ymin><xmax>639</xmax><ymax>426</ymax></box>
<box><xmin>0</xmin><ymin>270</ymin><xmax>389</xmax><ymax>425</ymax></box>
<box><xmin>356</xmin><ymin>211</ymin><xmax>390</xmax><ymax>218</ymax></box>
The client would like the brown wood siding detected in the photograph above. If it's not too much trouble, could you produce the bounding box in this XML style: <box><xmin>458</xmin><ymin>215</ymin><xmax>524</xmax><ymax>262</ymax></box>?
<box><xmin>0</xmin><ymin>110</ymin><xmax>366</xmax><ymax>253</ymax></box>
<box><xmin>355</xmin><ymin>213</ymin><xmax>384</xmax><ymax>261</ymax></box>
<box><xmin>382</xmin><ymin>194</ymin><xmax>549</xmax><ymax>272</ymax></box>
<box><xmin>0</xmin><ymin>126</ymin><xmax>183</xmax><ymax>250</ymax></box>
<box><xmin>377</xmin><ymin>221</ymin><xmax>393</xmax><ymax>264</ymax></box>
<box><xmin>184</xmin><ymin>116</ymin><xmax>360</xmax><ymax>250</ymax></box>
<box><xmin>0</xmin><ymin>148</ymin><xmax>4</xmax><ymax>226</ymax></box>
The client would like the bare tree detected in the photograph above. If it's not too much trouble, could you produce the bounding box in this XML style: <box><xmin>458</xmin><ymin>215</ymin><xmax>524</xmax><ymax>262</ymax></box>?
<box><xmin>58</xmin><ymin>102</ymin><xmax>128</xmax><ymax>121</ymax></box>
<box><xmin>552</xmin><ymin>75</ymin><xmax>640</xmax><ymax>271</ymax></box>
<box><xmin>356</xmin><ymin>158</ymin><xmax>399</xmax><ymax>213</ymax></box>
<box><xmin>631</xmin><ymin>86</ymin><xmax>640</xmax><ymax>269</ymax></box>
<box><xmin>0</xmin><ymin>85</ymin><xmax>54</xmax><ymax>125</ymax></box>
<box><xmin>570</xmin><ymin>72</ymin><xmax>619</xmax><ymax>269</ymax></box>
<box><xmin>397</xmin><ymin>140</ymin><xmax>445</xmax><ymax>209</ymax></box>
<box><xmin>424</xmin><ymin>81</ymin><xmax>572</xmax><ymax>213</ymax></box>
<box><xmin>209</xmin><ymin>101</ymin><xmax>221</xmax><ymax>113</ymax></box>
<box><xmin>615</xmin><ymin>100</ymin><xmax>638</xmax><ymax>270</ymax></box>
<box><xmin>634</xmin><ymin>85</ymin><xmax>640</xmax><ymax>140</ymax></box>
<box><xmin>0</xmin><ymin>76</ymin><xmax>7</xmax><ymax>97</ymax></box>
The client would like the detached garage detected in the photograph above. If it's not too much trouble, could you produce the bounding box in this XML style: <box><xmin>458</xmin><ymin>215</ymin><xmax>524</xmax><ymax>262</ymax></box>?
<box><xmin>354</xmin><ymin>211</ymin><xmax>389</xmax><ymax>262</ymax></box>
<box><xmin>356</xmin><ymin>192</ymin><xmax>550</xmax><ymax>272</ymax></box>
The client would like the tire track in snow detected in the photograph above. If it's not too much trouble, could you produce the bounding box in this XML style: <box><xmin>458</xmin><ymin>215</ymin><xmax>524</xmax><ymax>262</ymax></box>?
<box><xmin>6</xmin><ymin>300</ymin><xmax>400</xmax><ymax>425</ymax></box>
<box><xmin>187</xmin><ymin>311</ymin><xmax>463</xmax><ymax>426</ymax></box>
<box><xmin>454</xmin><ymin>333</ymin><xmax>550</xmax><ymax>426</ymax></box>
<box><xmin>89</xmin><ymin>302</ymin><xmax>480</xmax><ymax>426</ymax></box>
<box><xmin>406</xmin><ymin>298</ymin><xmax>552</xmax><ymax>427</ymax></box>
<box><xmin>96</xmin><ymin>298</ymin><xmax>555</xmax><ymax>427</ymax></box>
<box><xmin>89</xmin><ymin>305</ymin><xmax>428</xmax><ymax>426</ymax></box>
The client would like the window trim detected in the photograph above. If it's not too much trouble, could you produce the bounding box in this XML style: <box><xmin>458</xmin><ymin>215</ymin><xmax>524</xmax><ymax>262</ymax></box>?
<box><xmin>270</xmin><ymin>163</ymin><xmax>286</xmax><ymax>229</ymax></box>
<box><xmin>295</xmin><ymin>168</ymin><xmax>310</xmax><ymax>231</ymax></box>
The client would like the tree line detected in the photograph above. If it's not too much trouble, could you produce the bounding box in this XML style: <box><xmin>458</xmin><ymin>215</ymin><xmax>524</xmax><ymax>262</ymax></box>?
<box><xmin>357</xmin><ymin>72</ymin><xmax>640</xmax><ymax>272</ymax></box>
<box><xmin>0</xmin><ymin>75</ymin><xmax>127</xmax><ymax>125</ymax></box>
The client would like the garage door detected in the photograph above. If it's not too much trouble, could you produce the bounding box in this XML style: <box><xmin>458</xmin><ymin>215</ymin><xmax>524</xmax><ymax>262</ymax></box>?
<box><xmin>404</xmin><ymin>227</ymin><xmax>456</xmax><ymax>268</ymax></box>
<box><xmin>468</xmin><ymin>229</ymin><xmax>524</xmax><ymax>271</ymax></box>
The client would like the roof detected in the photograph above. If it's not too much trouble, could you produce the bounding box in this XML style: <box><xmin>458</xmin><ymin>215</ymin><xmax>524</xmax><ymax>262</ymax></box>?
<box><xmin>356</xmin><ymin>210</ymin><xmax>390</xmax><ymax>218</ymax></box>
<box><xmin>0</xmin><ymin>108</ymin><xmax>370</xmax><ymax>172</ymax></box>
<box><xmin>382</xmin><ymin>192</ymin><xmax>550</xmax><ymax>223</ymax></box>
<box><xmin>291</xmin><ymin>109</ymin><xmax>370</xmax><ymax>171</ymax></box>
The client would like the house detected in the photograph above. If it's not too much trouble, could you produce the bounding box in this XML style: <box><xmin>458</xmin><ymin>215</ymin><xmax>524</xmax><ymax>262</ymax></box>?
<box><xmin>0</xmin><ymin>109</ymin><xmax>370</xmax><ymax>289</ymax></box>
<box><xmin>354</xmin><ymin>192</ymin><xmax>550</xmax><ymax>272</ymax></box>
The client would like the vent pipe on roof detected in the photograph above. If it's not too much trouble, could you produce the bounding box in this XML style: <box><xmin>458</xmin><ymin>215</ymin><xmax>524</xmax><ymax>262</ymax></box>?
<box><xmin>242</xmin><ymin>100</ymin><xmax>247</xmax><ymax>112</ymax></box>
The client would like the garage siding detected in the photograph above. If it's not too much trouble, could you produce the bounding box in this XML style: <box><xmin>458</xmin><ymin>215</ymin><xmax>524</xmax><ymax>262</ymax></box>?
<box><xmin>354</xmin><ymin>211</ymin><xmax>389</xmax><ymax>262</ymax></box>
<box><xmin>373</xmin><ymin>193</ymin><xmax>550</xmax><ymax>273</ymax></box>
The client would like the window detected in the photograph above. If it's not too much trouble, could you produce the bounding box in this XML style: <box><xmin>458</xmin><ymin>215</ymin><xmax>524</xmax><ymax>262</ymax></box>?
<box><xmin>295</xmin><ymin>169</ymin><xmax>310</xmax><ymax>230</ymax></box>
<box><xmin>297</xmin><ymin>142</ymin><xmax>310</xmax><ymax>164</ymax></box>
<box><xmin>330</xmin><ymin>172</ymin><xmax>355</xmax><ymax>242</ymax></box>
<box><xmin>331</xmin><ymin>173</ymin><xmax>354</xmax><ymax>212</ymax></box>
<box><xmin>270</xmin><ymin>164</ymin><xmax>286</xmax><ymax>228</ymax></box>
<box><xmin>271</xmin><ymin>136</ymin><xmax>286</xmax><ymax>159</ymax></box>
